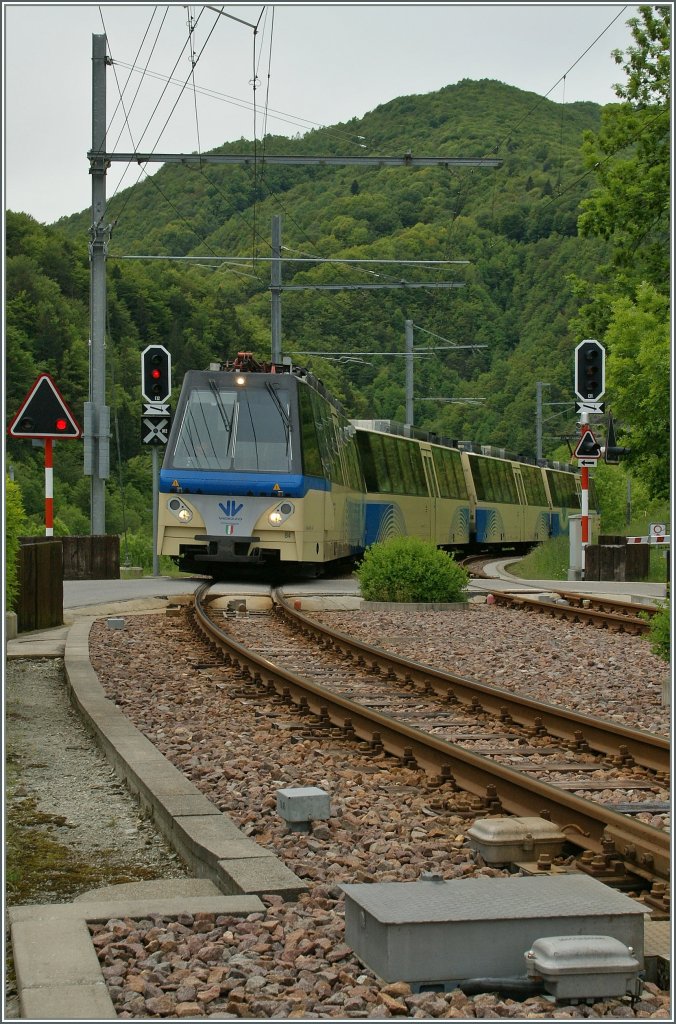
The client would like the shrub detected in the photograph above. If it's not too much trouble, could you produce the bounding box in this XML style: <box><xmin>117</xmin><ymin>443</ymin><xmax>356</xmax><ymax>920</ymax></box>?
<box><xmin>5</xmin><ymin>476</ymin><xmax>26</xmax><ymax>611</ymax></box>
<box><xmin>645</xmin><ymin>600</ymin><xmax>670</xmax><ymax>663</ymax></box>
<box><xmin>355</xmin><ymin>536</ymin><xmax>469</xmax><ymax>603</ymax></box>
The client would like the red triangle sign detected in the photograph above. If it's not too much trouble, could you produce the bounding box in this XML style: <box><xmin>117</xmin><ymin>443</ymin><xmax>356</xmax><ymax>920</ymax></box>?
<box><xmin>7</xmin><ymin>373</ymin><xmax>82</xmax><ymax>439</ymax></box>
<box><xmin>573</xmin><ymin>427</ymin><xmax>601</xmax><ymax>459</ymax></box>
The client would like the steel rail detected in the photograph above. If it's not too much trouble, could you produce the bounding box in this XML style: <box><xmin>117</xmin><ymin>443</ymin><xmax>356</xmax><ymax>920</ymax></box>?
<box><xmin>191</xmin><ymin>585</ymin><xmax>669</xmax><ymax>882</ymax></box>
<box><xmin>550</xmin><ymin>591</ymin><xmax>659</xmax><ymax>618</ymax></box>
<box><xmin>272</xmin><ymin>590</ymin><xmax>669</xmax><ymax>775</ymax></box>
<box><xmin>488</xmin><ymin>591</ymin><xmax>651</xmax><ymax>635</ymax></box>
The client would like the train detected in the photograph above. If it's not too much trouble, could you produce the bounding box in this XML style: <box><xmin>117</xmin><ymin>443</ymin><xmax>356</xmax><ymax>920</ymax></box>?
<box><xmin>157</xmin><ymin>353</ymin><xmax>598</xmax><ymax>578</ymax></box>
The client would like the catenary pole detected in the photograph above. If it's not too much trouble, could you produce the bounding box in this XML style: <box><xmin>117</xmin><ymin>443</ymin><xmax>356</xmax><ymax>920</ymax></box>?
<box><xmin>271</xmin><ymin>215</ymin><xmax>282</xmax><ymax>363</ymax></box>
<box><xmin>87</xmin><ymin>33</ymin><xmax>111</xmax><ymax>534</ymax></box>
<box><xmin>405</xmin><ymin>320</ymin><xmax>414</xmax><ymax>428</ymax></box>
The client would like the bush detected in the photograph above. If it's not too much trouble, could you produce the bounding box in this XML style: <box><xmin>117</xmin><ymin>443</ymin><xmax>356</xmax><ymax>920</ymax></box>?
<box><xmin>645</xmin><ymin>600</ymin><xmax>670</xmax><ymax>662</ymax></box>
<box><xmin>5</xmin><ymin>476</ymin><xmax>26</xmax><ymax>611</ymax></box>
<box><xmin>355</xmin><ymin>536</ymin><xmax>469</xmax><ymax>603</ymax></box>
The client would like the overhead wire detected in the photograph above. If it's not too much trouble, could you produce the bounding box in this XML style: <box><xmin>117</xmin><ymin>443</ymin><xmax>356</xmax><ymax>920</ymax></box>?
<box><xmin>441</xmin><ymin>5</ymin><xmax>630</xmax><ymax>236</ymax></box>
<box><xmin>109</xmin><ymin>59</ymin><xmax>369</xmax><ymax>146</ymax></box>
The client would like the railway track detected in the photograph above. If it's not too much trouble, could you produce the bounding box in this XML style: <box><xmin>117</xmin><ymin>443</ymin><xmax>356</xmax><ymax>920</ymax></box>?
<box><xmin>188</xmin><ymin>584</ymin><xmax>670</xmax><ymax>895</ymax></box>
<box><xmin>461</xmin><ymin>554</ymin><xmax>660</xmax><ymax>633</ymax></box>
<box><xmin>488</xmin><ymin>590</ymin><xmax>657</xmax><ymax>634</ymax></box>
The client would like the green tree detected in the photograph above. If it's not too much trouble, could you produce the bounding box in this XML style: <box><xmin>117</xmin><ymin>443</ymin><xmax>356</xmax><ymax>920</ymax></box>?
<box><xmin>604</xmin><ymin>283</ymin><xmax>670</xmax><ymax>498</ymax></box>
<box><xmin>5</xmin><ymin>476</ymin><xmax>26</xmax><ymax>610</ymax></box>
<box><xmin>577</xmin><ymin>5</ymin><xmax>670</xmax><ymax>294</ymax></box>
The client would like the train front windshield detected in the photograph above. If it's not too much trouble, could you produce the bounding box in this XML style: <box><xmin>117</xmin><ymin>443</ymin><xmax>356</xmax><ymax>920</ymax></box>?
<box><xmin>169</xmin><ymin>380</ymin><xmax>293</xmax><ymax>473</ymax></box>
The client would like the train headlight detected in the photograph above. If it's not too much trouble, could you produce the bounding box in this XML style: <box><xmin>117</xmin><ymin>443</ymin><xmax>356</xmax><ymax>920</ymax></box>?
<box><xmin>168</xmin><ymin>497</ymin><xmax>193</xmax><ymax>523</ymax></box>
<box><xmin>268</xmin><ymin>501</ymin><xmax>294</xmax><ymax>527</ymax></box>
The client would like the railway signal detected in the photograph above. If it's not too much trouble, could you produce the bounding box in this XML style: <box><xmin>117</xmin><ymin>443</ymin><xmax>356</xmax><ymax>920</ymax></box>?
<box><xmin>141</xmin><ymin>345</ymin><xmax>172</xmax><ymax>404</ymax></box>
<box><xmin>7</xmin><ymin>373</ymin><xmax>81</xmax><ymax>439</ymax></box>
<box><xmin>602</xmin><ymin>413</ymin><xmax>630</xmax><ymax>464</ymax></box>
<box><xmin>7</xmin><ymin>373</ymin><xmax>82</xmax><ymax>535</ymax></box>
<box><xmin>574</xmin><ymin>340</ymin><xmax>605</xmax><ymax>402</ymax></box>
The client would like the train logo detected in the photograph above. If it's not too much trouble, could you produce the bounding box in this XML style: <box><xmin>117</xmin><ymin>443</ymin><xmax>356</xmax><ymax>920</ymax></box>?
<box><xmin>219</xmin><ymin>501</ymin><xmax>244</xmax><ymax>518</ymax></box>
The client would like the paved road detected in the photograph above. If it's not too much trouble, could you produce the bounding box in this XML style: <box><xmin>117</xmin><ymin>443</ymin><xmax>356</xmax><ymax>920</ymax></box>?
<box><xmin>62</xmin><ymin>568</ymin><xmax>667</xmax><ymax>610</ymax></box>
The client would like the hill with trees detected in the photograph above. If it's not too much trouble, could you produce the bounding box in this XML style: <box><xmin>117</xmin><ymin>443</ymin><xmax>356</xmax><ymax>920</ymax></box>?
<box><xmin>6</xmin><ymin>9</ymin><xmax>670</xmax><ymax>550</ymax></box>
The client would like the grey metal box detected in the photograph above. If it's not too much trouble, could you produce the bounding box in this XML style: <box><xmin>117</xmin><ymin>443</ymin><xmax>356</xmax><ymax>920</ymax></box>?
<box><xmin>525</xmin><ymin>934</ymin><xmax>641</xmax><ymax>1001</ymax></box>
<box><xmin>467</xmin><ymin>816</ymin><xmax>566</xmax><ymax>864</ymax></box>
<box><xmin>276</xmin><ymin>786</ymin><xmax>330</xmax><ymax>822</ymax></box>
<box><xmin>342</xmin><ymin>875</ymin><xmax>646</xmax><ymax>986</ymax></box>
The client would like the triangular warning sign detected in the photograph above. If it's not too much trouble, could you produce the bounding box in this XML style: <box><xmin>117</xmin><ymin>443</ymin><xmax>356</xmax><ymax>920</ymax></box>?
<box><xmin>573</xmin><ymin>428</ymin><xmax>601</xmax><ymax>459</ymax></box>
<box><xmin>7</xmin><ymin>373</ymin><xmax>82</xmax><ymax>439</ymax></box>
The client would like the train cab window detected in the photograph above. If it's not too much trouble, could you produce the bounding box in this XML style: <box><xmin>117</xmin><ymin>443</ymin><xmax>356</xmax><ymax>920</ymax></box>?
<box><xmin>170</xmin><ymin>384</ymin><xmax>293</xmax><ymax>473</ymax></box>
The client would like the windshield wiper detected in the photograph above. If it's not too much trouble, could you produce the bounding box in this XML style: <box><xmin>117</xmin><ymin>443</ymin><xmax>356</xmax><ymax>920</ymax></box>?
<box><xmin>265</xmin><ymin>381</ymin><xmax>291</xmax><ymax>446</ymax></box>
<box><xmin>208</xmin><ymin>379</ymin><xmax>234</xmax><ymax>453</ymax></box>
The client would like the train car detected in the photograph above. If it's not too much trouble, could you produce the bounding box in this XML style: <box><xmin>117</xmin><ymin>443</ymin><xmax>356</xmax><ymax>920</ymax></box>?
<box><xmin>158</xmin><ymin>355</ymin><xmax>365</xmax><ymax>576</ymax></box>
<box><xmin>461</xmin><ymin>446</ymin><xmax>553</xmax><ymax>550</ymax></box>
<box><xmin>158</xmin><ymin>354</ymin><xmax>588</xmax><ymax>576</ymax></box>
<box><xmin>352</xmin><ymin>421</ymin><xmax>471</xmax><ymax>549</ymax></box>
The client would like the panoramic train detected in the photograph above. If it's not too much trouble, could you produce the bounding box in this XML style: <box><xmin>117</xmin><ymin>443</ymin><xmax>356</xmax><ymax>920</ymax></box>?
<box><xmin>158</xmin><ymin>354</ymin><xmax>597</xmax><ymax>577</ymax></box>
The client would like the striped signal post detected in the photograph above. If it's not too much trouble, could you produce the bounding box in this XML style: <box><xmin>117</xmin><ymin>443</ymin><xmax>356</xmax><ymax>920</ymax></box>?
<box><xmin>45</xmin><ymin>438</ymin><xmax>54</xmax><ymax>536</ymax></box>
<box><xmin>573</xmin><ymin>340</ymin><xmax>606</xmax><ymax>578</ymax></box>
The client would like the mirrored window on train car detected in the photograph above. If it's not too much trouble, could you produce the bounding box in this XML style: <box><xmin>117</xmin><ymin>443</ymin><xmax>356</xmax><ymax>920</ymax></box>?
<box><xmin>299</xmin><ymin>385</ymin><xmax>323</xmax><ymax>477</ymax></box>
<box><xmin>370</xmin><ymin>434</ymin><xmax>393</xmax><ymax>493</ymax></box>
<box><xmin>432</xmin><ymin>446</ymin><xmax>469</xmax><ymax>500</ymax></box>
<box><xmin>546</xmin><ymin>469</ymin><xmax>580</xmax><ymax>509</ymax></box>
<box><xmin>520</xmin><ymin>464</ymin><xmax>548</xmax><ymax>506</ymax></box>
<box><xmin>355</xmin><ymin>431</ymin><xmax>380</xmax><ymax>492</ymax></box>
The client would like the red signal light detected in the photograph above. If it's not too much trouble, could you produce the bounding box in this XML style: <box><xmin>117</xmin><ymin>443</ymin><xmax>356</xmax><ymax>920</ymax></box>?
<box><xmin>151</xmin><ymin>368</ymin><xmax>161</xmax><ymax>379</ymax></box>
<box><xmin>55</xmin><ymin>418</ymin><xmax>68</xmax><ymax>431</ymax></box>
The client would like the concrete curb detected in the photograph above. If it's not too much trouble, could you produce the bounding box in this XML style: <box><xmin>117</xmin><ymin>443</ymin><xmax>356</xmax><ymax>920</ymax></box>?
<box><xmin>8</xmin><ymin>894</ymin><xmax>265</xmax><ymax>1020</ymax></box>
<box><xmin>8</xmin><ymin>610</ymin><xmax>309</xmax><ymax>1020</ymax></box>
<box><xmin>63</xmin><ymin>616</ymin><xmax>307</xmax><ymax>901</ymax></box>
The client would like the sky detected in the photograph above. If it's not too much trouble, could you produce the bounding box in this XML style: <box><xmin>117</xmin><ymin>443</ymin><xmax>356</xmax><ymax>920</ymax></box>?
<box><xmin>3</xmin><ymin>2</ymin><xmax>642</xmax><ymax>224</ymax></box>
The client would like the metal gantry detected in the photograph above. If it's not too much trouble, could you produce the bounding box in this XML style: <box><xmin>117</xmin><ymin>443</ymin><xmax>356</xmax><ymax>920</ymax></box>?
<box><xmin>87</xmin><ymin>33</ymin><xmax>502</xmax><ymax>531</ymax></box>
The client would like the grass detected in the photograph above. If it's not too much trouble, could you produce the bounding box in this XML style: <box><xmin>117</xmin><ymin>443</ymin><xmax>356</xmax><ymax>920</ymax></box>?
<box><xmin>5</xmin><ymin>742</ymin><xmax>167</xmax><ymax>906</ymax></box>
<box><xmin>506</xmin><ymin>536</ymin><xmax>570</xmax><ymax>580</ymax></box>
<box><xmin>507</xmin><ymin>534</ymin><xmax>668</xmax><ymax>582</ymax></box>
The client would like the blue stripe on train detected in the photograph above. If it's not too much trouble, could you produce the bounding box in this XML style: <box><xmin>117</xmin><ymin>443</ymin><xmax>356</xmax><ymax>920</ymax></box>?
<box><xmin>159</xmin><ymin>469</ymin><xmax>329</xmax><ymax>497</ymax></box>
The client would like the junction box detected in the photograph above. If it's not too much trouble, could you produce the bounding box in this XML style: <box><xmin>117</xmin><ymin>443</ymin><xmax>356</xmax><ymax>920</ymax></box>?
<box><xmin>276</xmin><ymin>786</ymin><xmax>331</xmax><ymax>832</ymax></box>
<box><xmin>342</xmin><ymin>875</ymin><xmax>646</xmax><ymax>988</ymax></box>
<box><xmin>525</xmin><ymin>934</ymin><xmax>641</xmax><ymax>1001</ymax></box>
<box><xmin>466</xmin><ymin>816</ymin><xmax>567</xmax><ymax>865</ymax></box>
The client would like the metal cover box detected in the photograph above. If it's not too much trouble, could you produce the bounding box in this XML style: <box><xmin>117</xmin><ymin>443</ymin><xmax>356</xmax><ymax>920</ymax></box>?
<box><xmin>467</xmin><ymin>816</ymin><xmax>566</xmax><ymax>864</ymax></box>
<box><xmin>342</xmin><ymin>875</ymin><xmax>646</xmax><ymax>986</ymax></box>
<box><xmin>525</xmin><ymin>934</ymin><xmax>641</xmax><ymax>1000</ymax></box>
<box><xmin>276</xmin><ymin>787</ymin><xmax>330</xmax><ymax>822</ymax></box>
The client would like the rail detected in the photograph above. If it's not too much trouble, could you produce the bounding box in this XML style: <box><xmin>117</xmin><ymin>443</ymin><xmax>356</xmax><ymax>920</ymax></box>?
<box><xmin>189</xmin><ymin>584</ymin><xmax>669</xmax><ymax>884</ymax></box>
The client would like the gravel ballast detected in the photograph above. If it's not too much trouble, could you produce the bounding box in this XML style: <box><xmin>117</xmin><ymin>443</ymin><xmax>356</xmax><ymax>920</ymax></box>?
<box><xmin>6</xmin><ymin>602</ymin><xmax>670</xmax><ymax>1019</ymax></box>
<box><xmin>84</xmin><ymin>603</ymin><xmax>670</xmax><ymax>1019</ymax></box>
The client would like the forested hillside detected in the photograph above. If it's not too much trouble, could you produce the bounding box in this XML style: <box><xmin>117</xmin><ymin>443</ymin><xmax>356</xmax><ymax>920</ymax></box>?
<box><xmin>6</xmin><ymin>50</ymin><xmax>669</xmax><ymax>541</ymax></box>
